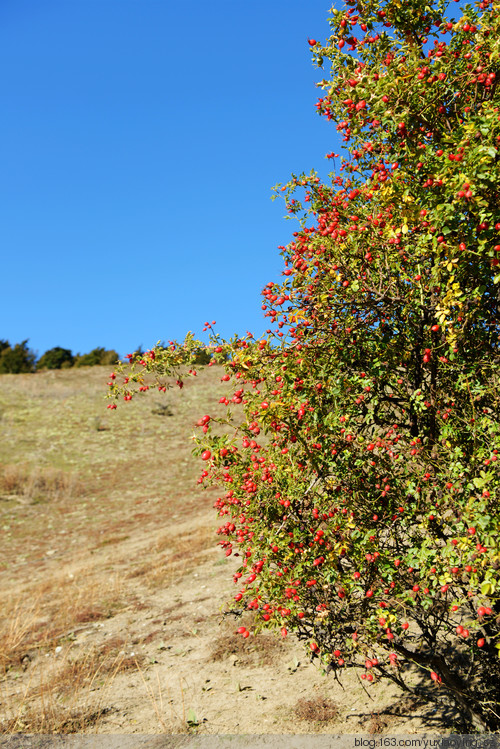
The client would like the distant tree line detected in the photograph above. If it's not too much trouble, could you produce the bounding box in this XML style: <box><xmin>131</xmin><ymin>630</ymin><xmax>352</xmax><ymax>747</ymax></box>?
<box><xmin>0</xmin><ymin>340</ymin><xmax>120</xmax><ymax>374</ymax></box>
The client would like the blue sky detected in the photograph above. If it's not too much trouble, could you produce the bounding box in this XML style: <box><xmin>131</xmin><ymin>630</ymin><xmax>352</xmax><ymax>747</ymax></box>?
<box><xmin>0</xmin><ymin>0</ymin><xmax>341</xmax><ymax>359</ymax></box>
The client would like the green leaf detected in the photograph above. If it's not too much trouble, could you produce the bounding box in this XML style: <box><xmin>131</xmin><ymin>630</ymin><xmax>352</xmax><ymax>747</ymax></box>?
<box><xmin>481</xmin><ymin>581</ymin><xmax>495</xmax><ymax>596</ymax></box>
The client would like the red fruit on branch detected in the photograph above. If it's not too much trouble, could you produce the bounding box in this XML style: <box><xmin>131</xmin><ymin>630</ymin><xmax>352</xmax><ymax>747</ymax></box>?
<box><xmin>112</xmin><ymin>0</ymin><xmax>500</xmax><ymax>729</ymax></box>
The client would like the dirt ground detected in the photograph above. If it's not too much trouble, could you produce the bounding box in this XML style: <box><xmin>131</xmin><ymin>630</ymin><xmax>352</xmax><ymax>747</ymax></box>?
<box><xmin>0</xmin><ymin>366</ymin><xmax>460</xmax><ymax>736</ymax></box>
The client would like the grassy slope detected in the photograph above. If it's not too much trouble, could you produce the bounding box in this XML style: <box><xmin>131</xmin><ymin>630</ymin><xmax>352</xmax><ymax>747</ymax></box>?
<box><xmin>0</xmin><ymin>364</ymin><xmax>228</xmax><ymax>731</ymax></box>
<box><xmin>0</xmin><ymin>365</ymin><xmax>227</xmax><ymax>577</ymax></box>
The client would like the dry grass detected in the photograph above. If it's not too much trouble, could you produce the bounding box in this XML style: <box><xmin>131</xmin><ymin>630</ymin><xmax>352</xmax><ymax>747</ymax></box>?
<box><xmin>36</xmin><ymin>644</ymin><xmax>145</xmax><ymax>696</ymax></box>
<box><xmin>125</xmin><ymin>525</ymin><xmax>216</xmax><ymax>591</ymax></box>
<box><xmin>0</xmin><ymin>571</ymin><xmax>126</xmax><ymax>673</ymax></box>
<box><xmin>0</xmin><ymin>595</ymin><xmax>46</xmax><ymax>673</ymax></box>
<box><xmin>0</xmin><ymin>641</ymin><xmax>139</xmax><ymax>734</ymax></box>
<box><xmin>294</xmin><ymin>696</ymin><xmax>339</xmax><ymax>723</ymax></box>
<box><xmin>0</xmin><ymin>364</ymin><xmax>229</xmax><ymax>734</ymax></box>
<box><xmin>365</xmin><ymin>711</ymin><xmax>395</xmax><ymax>734</ymax></box>
<box><xmin>133</xmin><ymin>662</ymin><xmax>193</xmax><ymax>734</ymax></box>
<box><xmin>0</xmin><ymin>704</ymin><xmax>110</xmax><ymax>734</ymax></box>
<box><xmin>0</xmin><ymin>463</ymin><xmax>84</xmax><ymax>503</ymax></box>
<box><xmin>210</xmin><ymin>615</ymin><xmax>291</xmax><ymax>668</ymax></box>
<box><xmin>0</xmin><ymin>564</ymin><xmax>150</xmax><ymax>734</ymax></box>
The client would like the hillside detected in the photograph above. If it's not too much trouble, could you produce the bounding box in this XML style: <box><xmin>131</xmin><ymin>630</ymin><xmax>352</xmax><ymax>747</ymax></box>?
<box><xmin>0</xmin><ymin>365</ymin><xmax>456</xmax><ymax>734</ymax></box>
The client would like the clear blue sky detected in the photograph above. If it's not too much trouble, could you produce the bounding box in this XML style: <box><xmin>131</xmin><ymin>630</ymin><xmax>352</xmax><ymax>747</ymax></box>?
<box><xmin>0</xmin><ymin>0</ymin><xmax>342</xmax><ymax>359</ymax></box>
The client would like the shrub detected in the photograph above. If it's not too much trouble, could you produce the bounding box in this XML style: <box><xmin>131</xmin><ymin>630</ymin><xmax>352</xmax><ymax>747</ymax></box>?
<box><xmin>37</xmin><ymin>347</ymin><xmax>75</xmax><ymax>370</ymax></box>
<box><xmin>193</xmin><ymin>349</ymin><xmax>212</xmax><ymax>365</ymax></box>
<box><xmin>0</xmin><ymin>340</ymin><xmax>36</xmax><ymax>374</ymax></box>
<box><xmin>75</xmin><ymin>348</ymin><xmax>119</xmax><ymax>367</ymax></box>
<box><xmin>108</xmin><ymin>0</ymin><xmax>500</xmax><ymax>732</ymax></box>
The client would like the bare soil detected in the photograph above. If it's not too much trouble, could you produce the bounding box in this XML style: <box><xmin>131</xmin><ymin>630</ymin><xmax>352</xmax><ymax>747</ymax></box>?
<box><xmin>0</xmin><ymin>366</ymin><xmax>459</xmax><ymax>735</ymax></box>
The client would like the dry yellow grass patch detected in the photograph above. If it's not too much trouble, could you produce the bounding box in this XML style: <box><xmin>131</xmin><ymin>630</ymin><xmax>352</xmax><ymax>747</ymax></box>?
<box><xmin>294</xmin><ymin>696</ymin><xmax>339</xmax><ymax>724</ymax></box>
<box><xmin>0</xmin><ymin>463</ymin><xmax>84</xmax><ymax>503</ymax></box>
<box><xmin>0</xmin><ymin>643</ymin><xmax>135</xmax><ymax>734</ymax></box>
<box><xmin>0</xmin><ymin>569</ymin><xmax>126</xmax><ymax>672</ymax></box>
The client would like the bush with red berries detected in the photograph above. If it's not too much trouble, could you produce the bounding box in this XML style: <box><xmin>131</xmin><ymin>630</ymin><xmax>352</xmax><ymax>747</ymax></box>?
<box><xmin>108</xmin><ymin>0</ymin><xmax>500</xmax><ymax>732</ymax></box>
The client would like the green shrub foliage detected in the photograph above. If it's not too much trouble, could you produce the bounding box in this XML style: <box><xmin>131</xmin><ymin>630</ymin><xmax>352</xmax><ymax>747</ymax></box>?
<box><xmin>0</xmin><ymin>340</ymin><xmax>36</xmax><ymax>374</ymax></box>
<box><xmin>75</xmin><ymin>347</ymin><xmax>119</xmax><ymax>367</ymax></box>
<box><xmin>109</xmin><ymin>0</ymin><xmax>500</xmax><ymax>731</ymax></box>
<box><xmin>37</xmin><ymin>347</ymin><xmax>75</xmax><ymax>370</ymax></box>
